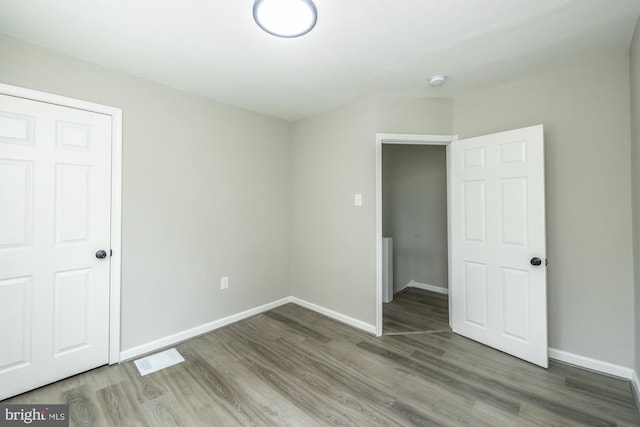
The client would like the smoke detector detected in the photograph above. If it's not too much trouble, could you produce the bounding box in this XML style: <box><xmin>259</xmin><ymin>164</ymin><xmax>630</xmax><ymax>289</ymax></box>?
<box><xmin>429</xmin><ymin>74</ymin><xmax>447</xmax><ymax>87</ymax></box>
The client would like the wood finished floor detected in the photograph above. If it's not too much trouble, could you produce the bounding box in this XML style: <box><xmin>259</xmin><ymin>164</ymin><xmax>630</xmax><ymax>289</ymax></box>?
<box><xmin>383</xmin><ymin>287</ymin><xmax>451</xmax><ymax>335</ymax></box>
<box><xmin>4</xmin><ymin>303</ymin><xmax>640</xmax><ymax>426</ymax></box>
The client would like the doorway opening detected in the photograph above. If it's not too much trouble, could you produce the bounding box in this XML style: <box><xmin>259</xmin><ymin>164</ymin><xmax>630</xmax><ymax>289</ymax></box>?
<box><xmin>375</xmin><ymin>133</ymin><xmax>456</xmax><ymax>336</ymax></box>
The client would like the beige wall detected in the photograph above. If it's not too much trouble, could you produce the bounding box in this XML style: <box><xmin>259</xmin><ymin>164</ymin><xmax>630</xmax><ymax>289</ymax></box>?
<box><xmin>453</xmin><ymin>52</ymin><xmax>634</xmax><ymax>367</ymax></box>
<box><xmin>630</xmin><ymin>18</ymin><xmax>640</xmax><ymax>377</ymax></box>
<box><xmin>382</xmin><ymin>145</ymin><xmax>448</xmax><ymax>292</ymax></box>
<box><xmin>289</xmin><ymin>96</ymin><xmax>453</xmax><ymax>325</ymax></box>
<box><xmin>0</xmin><ymin>34</ymin><xmax>292</xmax><ymax>351</ymax></box>
<box><xmin>289</xmin><ymin>98</ymin><xmax>378</xmax><ymax>322</ymax></box>
<box><xmin>376</xmin><ymin>95</ymin><xmax>453</xmax><ymax>134</ymax></box>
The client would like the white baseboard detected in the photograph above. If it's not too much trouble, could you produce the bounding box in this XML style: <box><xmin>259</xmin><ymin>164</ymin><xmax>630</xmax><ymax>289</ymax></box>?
<box><xmin>400</xmin><ymin>280</ymin><xmax>449</xmax><ymax>295</ymax></box>
<box><xmin>119</xmin><ymin>296</ymin><xmax>376</xmax><ymax>362</ymax></box>
<box><xmin>548</xmin><ymin>348</ymin><xmax>634</xmax><ymax>379</ymax></box>
<box><xmin>632</xmin><ymin>370</ymin><xmax>640</xmax><ymax>411</ymax></box>
<box><xmin>123</xmin><ymin>297</ymin><xmax>637</xmax><ymax>386</ymax></box>
<box><xmin>289</xmin><ymin>296</ymin><xmax>377</xmax><ymax>335</ymax></box>
<box><xmin>120</xmin><ymin>297</ymin><xmax>292</xmax><ymax>361</ymax></box>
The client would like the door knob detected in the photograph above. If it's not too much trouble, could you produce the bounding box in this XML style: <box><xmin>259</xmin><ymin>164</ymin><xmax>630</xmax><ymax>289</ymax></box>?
<box><xmin>96</xmin><ymin>250</ymin><xmax>108</xmax><ymax>259</ymax></box>
<box><xmin>530</xmin><ymin>257</ymin><xmax>542</xmax><ymax>266</ymax></box>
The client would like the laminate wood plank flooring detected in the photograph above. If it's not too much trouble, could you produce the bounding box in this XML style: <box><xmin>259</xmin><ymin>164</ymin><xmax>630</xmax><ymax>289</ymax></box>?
<box><xmin>383</xmin><ymin>287</ymin><xmax>451</xmax><ymax>335</ymax></box>
<box><xmin>4</xmin><ymin>303</ymin><xmax>639</xmax><ymax>426</ymax></box>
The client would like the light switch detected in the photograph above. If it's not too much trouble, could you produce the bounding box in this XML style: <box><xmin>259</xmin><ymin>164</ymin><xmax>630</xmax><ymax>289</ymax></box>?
<box><xmin>354</xmin><ymin>194</ymin><xmax>362</xmax><ymax>207</ymax></box>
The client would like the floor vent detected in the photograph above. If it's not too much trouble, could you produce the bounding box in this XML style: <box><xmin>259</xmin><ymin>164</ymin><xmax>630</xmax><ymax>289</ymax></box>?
<box><xmin>134</xmin><ymin>348</ymin><xmax>185</xmax><ymax>376</ymax></box>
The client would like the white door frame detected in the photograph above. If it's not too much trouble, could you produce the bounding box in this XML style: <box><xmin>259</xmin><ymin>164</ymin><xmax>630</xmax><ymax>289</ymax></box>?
<box><xmin>0</xmin><ymin>83</ymin><xmax>122</xmax><ymax>364</ymax></box>
<box><xmin>375</xmin><ymin>133</ymin><xmax>457</xmax><ymax>336</ymax></box>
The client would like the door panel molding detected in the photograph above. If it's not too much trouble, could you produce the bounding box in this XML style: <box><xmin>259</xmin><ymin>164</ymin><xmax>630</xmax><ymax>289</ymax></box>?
<box><xmin>450</xmin><ymin>125</ymin><xmax>547</xmax><ymax>367</ymax></box>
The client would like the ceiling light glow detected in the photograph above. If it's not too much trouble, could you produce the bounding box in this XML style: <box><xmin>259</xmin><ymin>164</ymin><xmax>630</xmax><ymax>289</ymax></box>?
<box><xmin>253</xmin><ymin>0</ymin><xmax>318</xmax><ymax>38</ymax></box>
<box><xmin>429</xmin><ymin>74</ymin><xmax>447</xmax><ymax>87</ymax></box>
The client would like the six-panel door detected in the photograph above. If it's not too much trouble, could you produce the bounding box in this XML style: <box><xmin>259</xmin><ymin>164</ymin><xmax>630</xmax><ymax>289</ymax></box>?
<box><xmin>450</xmin><ymin>125</ymin><xmax>548</xmax><ymax>368</ymax></box>
<box><xmin>0</xmin><ymin>94</ymin><xmax>112</xmax><ymax>399</ymax></box>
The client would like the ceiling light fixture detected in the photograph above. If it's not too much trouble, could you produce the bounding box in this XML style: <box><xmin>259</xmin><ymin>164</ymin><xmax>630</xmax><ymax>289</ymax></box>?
<box><xmin>253</xmin><ymin>0</ymin><xmax>318</xmax><ymax>38</ymax></box>
<box><xmin>429</xmin><ymin>74</ymin><xmax>447</xmax><ymax>87</ymax></box>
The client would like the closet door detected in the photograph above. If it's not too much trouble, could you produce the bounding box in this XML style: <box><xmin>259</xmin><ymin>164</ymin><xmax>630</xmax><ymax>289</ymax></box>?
<box><xmin>0</xmin><ymin>93</ymin><xmax>112</xmax><ymax>399</ymax></box>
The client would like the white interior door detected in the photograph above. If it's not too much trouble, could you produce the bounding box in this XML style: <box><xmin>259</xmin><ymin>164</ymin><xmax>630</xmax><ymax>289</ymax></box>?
<box><xmin>450</xmin><ymin>125</ymin><xmax>547</xmax><ymax>367</ymax></box>
<box><xmin>0</xmin><ymin>94</ymin><xmax>112</xmax><ymax>399</ymax></box>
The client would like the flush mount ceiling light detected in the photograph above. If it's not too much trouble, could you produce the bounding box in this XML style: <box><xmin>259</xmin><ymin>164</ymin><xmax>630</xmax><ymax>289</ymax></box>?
<box><xmin>253</xmin><ymin>0</ymin><xmax>318</xmax><ymax>38</ymax></box>
<box><xmin>429</xmin><ymin>74</ymin><xmax>447</xmax><ymax>87</ymax></box>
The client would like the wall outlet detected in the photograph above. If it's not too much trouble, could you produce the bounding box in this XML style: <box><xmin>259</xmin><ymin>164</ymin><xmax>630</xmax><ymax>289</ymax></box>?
<box><xmin>220</xmin><ymin>276</ymin><xmax>229</xmax><ymax>290</ymax></box>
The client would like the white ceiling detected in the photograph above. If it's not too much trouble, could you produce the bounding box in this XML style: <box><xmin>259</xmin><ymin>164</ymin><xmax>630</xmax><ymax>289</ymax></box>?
<box><xmin>1</xmin><ymin>0</ymin><xmax>639</xmax><ymax>121</ymax></box>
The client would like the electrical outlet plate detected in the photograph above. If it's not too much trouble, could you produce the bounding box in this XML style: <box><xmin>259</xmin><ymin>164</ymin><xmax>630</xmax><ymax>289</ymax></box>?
<box><xmin>221</xmin><ymin>276</ymin><xmax>229</xmax><ymax>290</ymax></box>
